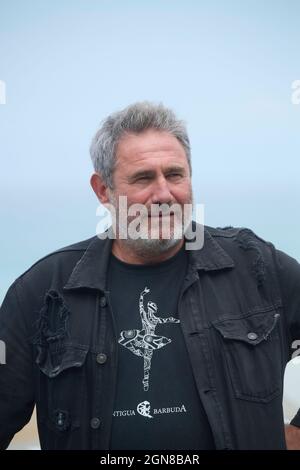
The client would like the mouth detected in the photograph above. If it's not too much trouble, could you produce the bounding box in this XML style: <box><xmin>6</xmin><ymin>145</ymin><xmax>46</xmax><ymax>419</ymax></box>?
<box><xmin>147</xmin><ymin>213</ymin><xmax>175</xmax><ymax>218</ymax></box>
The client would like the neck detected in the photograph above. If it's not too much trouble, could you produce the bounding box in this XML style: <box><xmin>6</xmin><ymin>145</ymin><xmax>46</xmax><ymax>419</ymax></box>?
<box><xmin>112</xmin><ymin>239</ymin><xmax>184</xmax><ymax>265</ymax></box>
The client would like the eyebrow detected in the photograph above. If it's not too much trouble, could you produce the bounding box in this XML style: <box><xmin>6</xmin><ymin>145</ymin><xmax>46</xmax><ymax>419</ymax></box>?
<box><xmin>128</xmin><ymin>166</ymin><xmax>186</xmax><ymax>182</ymax></box>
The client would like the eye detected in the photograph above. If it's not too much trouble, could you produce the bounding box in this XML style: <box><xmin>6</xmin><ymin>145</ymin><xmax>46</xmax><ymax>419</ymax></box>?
<box><xmin>136</xmin><ymin>176</ymin><xmax>151</xmax><ymax>183</ymax></box>
<box><xmin>167</xmin><ymin>172</ymin><xmax>183</xmax><ymax>179</ymax></box>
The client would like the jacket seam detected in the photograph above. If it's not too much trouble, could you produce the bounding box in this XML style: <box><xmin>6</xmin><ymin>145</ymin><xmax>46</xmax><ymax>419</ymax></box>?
<box><xmin>16</xmin><ymin>248</ymin><xmax>88</xmax><ymax>282</ymax></box>
<box><xmin>188</xmin><ymin>301</ymin><xmax>283</xmax><ymax>332</ymax></box>
<box><xmin>14</xmin><ymin>278</ymin><xmax>32</xmax><ymax>345</ymax></box>
<box><xmin>211</xmin><ymin>301</ymin><xmax>283</xmax><ymax>326</ymax></box>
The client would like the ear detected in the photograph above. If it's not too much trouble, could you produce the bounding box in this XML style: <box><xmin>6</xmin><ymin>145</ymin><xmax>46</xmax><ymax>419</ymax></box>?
<box><xmin>90</xmin><ymin>173</ymin><xmax>110</xmax><ymax>204</ymax></box>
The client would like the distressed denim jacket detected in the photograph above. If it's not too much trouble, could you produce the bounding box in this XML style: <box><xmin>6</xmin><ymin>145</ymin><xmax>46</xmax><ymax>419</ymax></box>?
<box><xmin>0</xmin><ymin>225</ymin><xmax>300</xmax><ymax>449</ymax></box>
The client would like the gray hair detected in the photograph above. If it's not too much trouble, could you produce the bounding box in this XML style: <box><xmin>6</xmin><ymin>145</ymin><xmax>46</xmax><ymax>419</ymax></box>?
<box><xmin>89</xmin><ymin>101</ymin><xmax>191</xmax><ymax>188</ymax></box>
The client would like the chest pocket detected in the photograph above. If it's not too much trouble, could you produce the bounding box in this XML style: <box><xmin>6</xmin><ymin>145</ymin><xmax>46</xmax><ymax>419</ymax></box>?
<box><xmin>213</xmin><ymin>310</ymin><xmax>282</xmax><ymax>403</ymax></box>
<box><xmin>34</xmin><ymin>342</ymin><xmax>89</xmax><ymax>433</ymax></box>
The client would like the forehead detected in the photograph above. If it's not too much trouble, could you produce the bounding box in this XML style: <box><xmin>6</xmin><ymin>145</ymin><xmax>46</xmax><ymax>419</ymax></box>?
<box><xmin>115</xmin><ymin>129</ymin><xmax>188</xmax><ymax>169</ymax></box>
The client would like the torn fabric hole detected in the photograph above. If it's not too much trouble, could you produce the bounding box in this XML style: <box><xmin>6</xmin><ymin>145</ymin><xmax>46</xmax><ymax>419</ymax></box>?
<box><xmin>32</xmin><ymin>289</ymin><xmax>70</xmax><ymax>346</ymax></box>
<box><xmin>234</xmin><ymin>228</ymin><xmax>266</xmax><ymax>287</ymax></box>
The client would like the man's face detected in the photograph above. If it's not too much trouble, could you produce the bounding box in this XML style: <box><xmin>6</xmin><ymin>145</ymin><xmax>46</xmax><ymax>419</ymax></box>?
<box><xmin>107</xmin><ymin>129</ymin><xmax>193</xmax><ymax>253</ymax></box>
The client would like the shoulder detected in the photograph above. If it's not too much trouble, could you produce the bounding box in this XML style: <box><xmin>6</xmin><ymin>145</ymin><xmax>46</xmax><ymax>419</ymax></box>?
<box><xmin>15</xmin><ymin>235</ymin><xmax>97</xmax><ymax>289</ymax></box>
<box><xmin>205</xmin><ymin>225</ymin><xmax>277</xmax><ymax>286</ymax></box>
<box><xmin>0</xmin><ymin>235</ymin><xmax>99</xmax><ymax>316</ymax></box>
<box><xmin>206</xmin><ymin>224</ymin><xmax>300</xmax><ymax>283</ymax></box>
<box><xmin>206</xmin><ymin>225</ymin><xmax>271</xmax><ymax>243</ymax></box>
<box><xmin>205</xmin><ymin>225</ymin><xmax>275</xmax><ymax>251</ymax></box>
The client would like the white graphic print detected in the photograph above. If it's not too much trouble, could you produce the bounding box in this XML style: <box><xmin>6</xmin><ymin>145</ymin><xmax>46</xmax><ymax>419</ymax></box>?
<box><xmin>118</xmin><ymin>287</ymin><xmax>180</xmax><ymax>391</ymax></box>
<box><xmin>137</xmin><ymin>400</ymin><xmax>153</xmax><ymax>419</ymax></box>
<box><xmin>113</xmin><ymin>403</ymin><xmax>187</xmax><ymax>419</ymax></box>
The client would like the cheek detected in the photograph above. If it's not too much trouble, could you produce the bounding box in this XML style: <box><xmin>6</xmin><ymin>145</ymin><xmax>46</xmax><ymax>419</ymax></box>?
<box><xmin>172</xmin><ymin>184</ymin><xmax>192</xmax><ymax>202</ymax></box>
<box><xmin>114</xmin><ymin>184</ymin><xmax>147</xmax><ymax>202</ymax></box>
<box><xmin>127</xmin><ymin>187</ymin><xmax>153</xmax><ymax>205</ymax></box>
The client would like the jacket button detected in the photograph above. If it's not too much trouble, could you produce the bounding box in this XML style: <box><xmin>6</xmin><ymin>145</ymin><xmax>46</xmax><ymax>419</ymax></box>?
<box><xmin>100</xmin><ymin>296</ymin><xmax>107</xmax><ymax>307</ymax></box>
<box><xmin>96</xmin><ymin>353</ymin><xmax>107</xmax><ymax>364</ymax></box>
<box><xmin>54</xmin><ymin>410</ymin><xmax>69</xmax><ymax>430</ymax></box>
<box><xmin>90</xmin><ymin>417</ymin><xmax>101</xmax><ymax>429</ymax></box>
<box><xmin>247</xmin><ymin>332</ymin><xmax>258</xmax><ymax>340</ymax></box>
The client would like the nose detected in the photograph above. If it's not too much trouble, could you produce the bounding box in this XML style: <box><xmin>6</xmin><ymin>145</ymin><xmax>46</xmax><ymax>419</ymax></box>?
<box><xmin>151</xmin><ymin>175</ymin><xmax>173</xmax><ymax>205</ymax></box>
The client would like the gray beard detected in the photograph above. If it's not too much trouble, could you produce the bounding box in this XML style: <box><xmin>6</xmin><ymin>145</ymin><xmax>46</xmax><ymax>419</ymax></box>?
<box><xmin>120</xmin><ymin>235</ymin><xmax>182</xmax><ymax>259</ymax></box>
<box><xmin>107</xmin><ymin>190</ymin><xmax>193</xmax><ymax>258</ymax></box>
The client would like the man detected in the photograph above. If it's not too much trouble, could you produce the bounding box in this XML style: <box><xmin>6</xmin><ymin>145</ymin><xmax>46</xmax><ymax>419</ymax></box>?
<box><xmin>0</xmin><ymin>102</ymin><xmax>300</xmax><ymax>450</ymax></box>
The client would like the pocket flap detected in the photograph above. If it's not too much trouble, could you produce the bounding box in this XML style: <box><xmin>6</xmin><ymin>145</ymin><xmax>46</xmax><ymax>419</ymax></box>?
<box><xmin>36</xmin><ymin>343</ymin><xmax>88</xmax><ymax>378</ymax></box>
<box><xmin>213</xmin><ymin>311</ymin><xmax>280</xmax><ymax>345</ymax></box>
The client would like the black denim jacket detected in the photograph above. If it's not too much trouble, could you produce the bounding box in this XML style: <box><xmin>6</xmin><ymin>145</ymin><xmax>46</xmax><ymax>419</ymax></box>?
<box><xmin>0</xmin><ymin>225</ymin><xmax>300</xmax><ymax>449</ymax></box>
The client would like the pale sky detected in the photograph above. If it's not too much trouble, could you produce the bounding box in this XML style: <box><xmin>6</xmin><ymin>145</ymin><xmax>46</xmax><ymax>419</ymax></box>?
<box><xmin>0</xmin><ymin>1</ymin><xmax>300</xmax><ymax>444</ymax></box>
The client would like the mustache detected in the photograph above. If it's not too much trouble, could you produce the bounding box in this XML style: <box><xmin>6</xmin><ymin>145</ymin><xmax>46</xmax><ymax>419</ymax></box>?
<box><xmin>145</xmin><ymin>203</ymin><xmax>188</xmax><ymax>217</ymax></box>
<box><xmin>148</xmin><ymin>204</ymin><xmax>178</xmax><ymax>216</ymax></box>
<box><xmin>107</xmin><ymin>193</ymin><xmax>194</xmax><ymax>218</ymax></box>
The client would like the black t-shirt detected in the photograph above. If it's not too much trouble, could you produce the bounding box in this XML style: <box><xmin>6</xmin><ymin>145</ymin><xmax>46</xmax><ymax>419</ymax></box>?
<box><xmin>107</xmin><ymin>246</ymin><xmax>215</xmax><ymax>450</ymax></box>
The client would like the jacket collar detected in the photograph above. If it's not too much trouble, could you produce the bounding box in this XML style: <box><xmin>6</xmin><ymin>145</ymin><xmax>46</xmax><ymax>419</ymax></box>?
<box><xmin>63</xmin><ymin>224</ymin><xmax>234</xmax><ymax>292</ymax></box>
<box><xmin>188</xmin><ymin>225</ymin><xmax>235</xmax><ymax>271</ymax></box>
